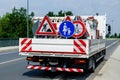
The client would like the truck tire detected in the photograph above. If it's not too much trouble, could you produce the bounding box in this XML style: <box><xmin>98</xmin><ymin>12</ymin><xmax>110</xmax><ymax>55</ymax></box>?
<box><xmin>89</xmin><ymin>59</ymin><xmax>95</xmax><ymax>73</ymax></box>
<box><xmin>101</xmin><ymin>49</ymin><xmax>106</xmax><ymax>61</ymax></box>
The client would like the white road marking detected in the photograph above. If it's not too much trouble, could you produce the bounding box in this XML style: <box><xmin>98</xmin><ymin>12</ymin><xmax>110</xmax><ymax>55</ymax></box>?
<box><xmin>106</xmin><ymin>40</ymin><xmax>119</xmax><ymax>49</ymax></box>
<box><xmin>0</xmin><ymin>51</ymin><xmax>18</xmax><ymax>56</ymax></box>
<box><xmin>0</xmin><ymin>57</ymin><xmax>25</xmax><ymax>65</ymax></box>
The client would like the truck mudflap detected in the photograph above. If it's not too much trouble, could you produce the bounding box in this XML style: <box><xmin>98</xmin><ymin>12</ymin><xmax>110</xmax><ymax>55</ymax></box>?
<box><xmin>26</xmin><ymin>65</ymin><xmax>84</xmax><ymax>73</ymax></box>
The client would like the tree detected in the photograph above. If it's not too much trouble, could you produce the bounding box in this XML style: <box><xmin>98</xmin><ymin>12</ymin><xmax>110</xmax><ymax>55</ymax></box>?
<box><xmin>0</xmin><ymin>13</ymin><xmax>10</xmax><ymax>38</ymax></box>
<box><xmin>0</xmin><ymin>7</ymin><xmax>34</xmax><ymax>38</ymax></box>
<box><xmin>106</xmin><ymin>34</ymin><xmax>109</xmax><ymax>38</ymax></box>
<box><xmin>46</xmin><ymin>10</ymin><xmax>73</xmax><ymax>17</ymax></box>
<box><xmin>114</xmin><ymin>33</ymin><xmax>117</xmax><ymax>38</ymax></box>
<box><xmin>118</xmin><ymin>33</ymin><xmax>120</xmax><ymax>38</ymax></box>
<box><xmin>110</xmin><ymin>35</ymin><xmax>114</xmax><ymax>38</ymax></box>
<box><xmin>65</xmin><ymin>11</ymin><xmax>73</xmax><ymax>16</ymax></box>
<box><xmin>58</xmin><ymin>10</ymin><xmax>65</xmax><ymax>17</ymax></box>
<box><xmin>46</xmin><ymin>11</ymin><xmax>55</xmax><ymax>17</ymax></box>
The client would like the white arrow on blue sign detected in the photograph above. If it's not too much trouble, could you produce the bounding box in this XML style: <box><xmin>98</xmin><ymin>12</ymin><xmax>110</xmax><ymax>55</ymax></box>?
<box><xmin>59</xmin><ymin>21</ymin><xmax>75</xmax><ymax>38</ymax></box>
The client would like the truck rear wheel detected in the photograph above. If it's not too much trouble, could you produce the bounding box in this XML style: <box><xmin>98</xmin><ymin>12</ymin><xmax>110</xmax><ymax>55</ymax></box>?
<box><xmin>101</xmin><ymin>49</ymin><xmax>106</xmax><ymax>61</ymax></box>
<box><xmin>89</xmin><ymin>59</ymin><xmax>95</xmax><ymax>73</ymax></box>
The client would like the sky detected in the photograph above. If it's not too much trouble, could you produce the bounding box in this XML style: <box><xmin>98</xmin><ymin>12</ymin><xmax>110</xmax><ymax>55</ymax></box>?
<box><xmin>0</xmin><ymin>0</ymin><xmax>120</xmax><ymax>34</ymax></box>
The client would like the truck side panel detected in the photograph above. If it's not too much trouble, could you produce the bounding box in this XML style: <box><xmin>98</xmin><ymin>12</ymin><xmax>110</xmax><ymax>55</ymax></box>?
<box><xmin>89</xmin><ymin>39</ymin><xmax>105</xmax><ymax>55</ymax></box>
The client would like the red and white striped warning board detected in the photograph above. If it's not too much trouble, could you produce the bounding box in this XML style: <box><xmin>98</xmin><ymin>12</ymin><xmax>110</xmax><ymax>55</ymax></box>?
<box><xmin>20</xmin><ymin>38</ymin><xmax>32</xmax><ymax>52</ymax></box>
<box><xmin>36</xmin><ymin>16</ymin><xmax>56</xmax><ymax>35</ymax></box>
<box><xmin>26</xmin><ymin>65</ymin><xmax>83</xmax><ymax>73</ymax></box>
<box><xmin>73</xmin><ymin>39</ymin><xmax>86</xmax><ymax>54</ymax></box>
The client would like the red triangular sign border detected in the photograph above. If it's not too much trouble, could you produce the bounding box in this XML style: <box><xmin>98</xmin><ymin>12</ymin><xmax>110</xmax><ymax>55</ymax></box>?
<box><xmin>65</xmin><ymin>16</ymin><xmax>71</xmax><ymax>21</ymax></box>
<box><xmin>77</xmin><ymin>16</ymin><xmax>82</xmax><ymax>22</ymax></box>
<box><xmin>36</xmin><ymin>16</ymin><xmax>56</xmax><ymax>35</ymax></box>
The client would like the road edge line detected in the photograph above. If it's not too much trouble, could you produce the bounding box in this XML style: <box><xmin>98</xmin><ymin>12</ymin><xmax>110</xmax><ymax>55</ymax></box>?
<box><xmin>0</xmin><ymin>57</ymin><xmax>25</xmax><ymax>65</ymax></box>
<box><xmin>106</xmin><ymin>40</ymin><xmax>119</xmax><ymax>49</ymax></box>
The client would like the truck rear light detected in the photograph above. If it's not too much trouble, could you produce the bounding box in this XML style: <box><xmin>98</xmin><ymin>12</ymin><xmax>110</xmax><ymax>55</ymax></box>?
<box><xmin>26</xmin><ymin>57</ymin><xmax>39</xmax><ymax>62</ymax></box>
<box><xmin>26</xmin><ymin>57</ymin><xmax>33</xmax><ymax>61</ymax></box>
<box><xmin>74</xmin><ymin>59</ymin><xmax>86</xmax><ymax>64</ymax></box>
<box><xmin>38</xmin><ymin>59</ymin><xmax>44</xmax><ymax>62</ymax></box>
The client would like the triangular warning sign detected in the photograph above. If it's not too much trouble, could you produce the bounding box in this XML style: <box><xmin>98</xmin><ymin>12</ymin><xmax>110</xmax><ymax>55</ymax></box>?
<box><xmin>74</xmin><ymin>16</ymin><xmax>82</xmax><ymax>21</ymax></box>
<box><xmin>65</xmin><ymin>16</ymin><xmax>71</xmax><ymax>21</ymax></box>
<box><xmin>36</xmin><ymin>16</ymin><xmax>56</xmax><ymax>35</ymax></box>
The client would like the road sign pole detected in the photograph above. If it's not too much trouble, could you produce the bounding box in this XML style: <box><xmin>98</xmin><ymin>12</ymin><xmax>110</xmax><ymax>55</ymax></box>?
<box><xmin>27</xmin><ymin>0</ymin><xmax>29</xmax><ymax>38</ymax></box>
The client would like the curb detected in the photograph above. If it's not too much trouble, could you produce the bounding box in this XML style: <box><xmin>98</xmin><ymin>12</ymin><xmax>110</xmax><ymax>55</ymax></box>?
<box><xmin>0</xmin><ymin>46</ymin><xmax>18</xmax><ymax>53</ymax></box>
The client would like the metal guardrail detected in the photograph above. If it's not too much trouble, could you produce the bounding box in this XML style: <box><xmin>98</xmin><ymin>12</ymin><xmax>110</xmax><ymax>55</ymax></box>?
<box><xmin>0</xmin><ymin>39</ymin><xmax>18</xmax><ymax>47</ymax></box>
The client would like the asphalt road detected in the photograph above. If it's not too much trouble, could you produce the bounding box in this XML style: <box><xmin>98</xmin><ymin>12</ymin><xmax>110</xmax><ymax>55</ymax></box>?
<box><xmin>0</xmin><ymin>40</ymin><xmax>119</xmax><ymax>80</ymax></box>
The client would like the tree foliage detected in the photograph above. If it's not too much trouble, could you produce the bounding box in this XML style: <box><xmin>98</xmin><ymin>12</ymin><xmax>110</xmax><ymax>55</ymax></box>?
<box><xmin>46</xmin><ymin>11</ymin><xmax>55</xmax><ymax>17</ymax></box>
<box><xmin>47</xmin><ymin>10</ymin><xmax>73</xmax><ymax>17</ymax></box>
<box><xmin>58</xmin><ymin>10</ymin><xmax>64</xmax><ymax>17</ymax></box>
<box><xmin>0</xmin><ymin>7</ymin><xmax>34</xmax><ymax>38</ymax></box>
<box><xmin>0</xmin><ymin>13</ymin><xmax>10</xmax><ymax>38</ymax></box>
<box><xmin>65</xmin><ymin>11</ymin><xmax>73</xmax><ymax>16</ymax></box>
<box><xmin>114</xmin><ymin>33</ymin><xmax>117</xmax><ymax>38</ymax></box>
<box><xmin>106</xmin><ymin>33</ymin><xmax>120</xmax><ymax>38</ymax></box>
<box><xmin>118</xmin><ymin>33</ymin><xmax>120</xmax><ymax>38</ymax></box>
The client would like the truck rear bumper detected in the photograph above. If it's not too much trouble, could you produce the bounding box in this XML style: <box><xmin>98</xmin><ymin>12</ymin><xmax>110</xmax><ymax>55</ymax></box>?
<box><xmin>26</xmin><ymin>65</ymin><xmax>84</xmax><ymax>73</ymax></box>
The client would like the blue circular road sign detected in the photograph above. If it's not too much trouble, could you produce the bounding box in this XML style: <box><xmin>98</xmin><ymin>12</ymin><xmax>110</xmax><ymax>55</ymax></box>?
<box><xmin>59</xmin><ymin>21</ymin><xmax>75</xmax><ymax>38</ymax></box>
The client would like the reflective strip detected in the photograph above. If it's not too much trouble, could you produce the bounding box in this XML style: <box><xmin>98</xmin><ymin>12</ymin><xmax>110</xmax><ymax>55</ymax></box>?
<box><xmin>21</xmin><ymin>38</ymin><xmax>32</xmax><ymax>51</ymax></box>
<box><xmin>27</xmin><ymin>65</ymin><xmax>33</xmax><ymax>69</ymax></box>
<box><xmin>27</xmin><ymin>65</ymin><xmax>83</xmax><ymax>73</ymax></box>
<box><xmin>34</xmin><ymin>66</ymin><xmax>39</xmax><ymax>69</ymax></box>
<box><xmin>41</xmin><ymin>67</ymin><xmax>46</xmax><ymax>70</ymax></box>
<box><xmin>74</xmin><ymin>45</ymin><xmax>81</xmax><ymax>53</ymax></box>
<box><xmin>74</xmin><ymin>39</ymin><xmax>86</xmax><ymax>54</ymax></box>
<box><xmin>56</xmin><ymin>68</ymin><xmax>62</xmax><ymax>71</ymax></box>
<box><xmin>65</xmin><ymin>68</ymin><xmax>70</xmax><ymax>72</ymax></box>
<box><xmin>72</xmin><ymin>68</ymin><xmax>78</xmax><ymax>72</ymax></box>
